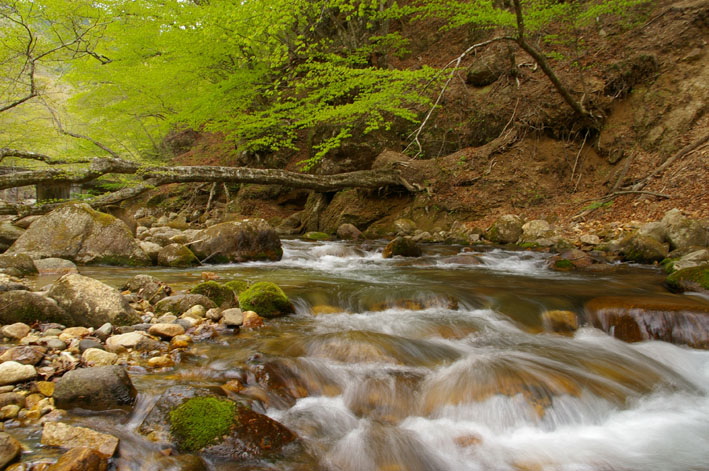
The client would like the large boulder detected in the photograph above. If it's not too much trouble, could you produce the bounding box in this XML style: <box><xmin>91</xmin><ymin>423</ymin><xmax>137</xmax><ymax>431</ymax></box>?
<box><xmin>138</xmin><ymin>386</ymin><xmax>296</xmax><ymax>459</ymax></box>
<box><xmin>190</xmin><ymin>219</ymin><xmax>282</xmax><ymax>264</ymax></box>
<box><xmin>618</xmin><ymin>233</ymin><xmax>669</xmax><ymax>263</ymax></box>
<box><xmin>486</xmin><ymin>215</ymin><xmax>524</xmax><ymax>244</ymax></box>
<box><xmin>0</xmin><ymin>222</ymin><xmax>24</xmax><ymax>252</ymax></box>
<box><xmin>47</xmin><ymin>274</ymin><xmax>141</xmax><ymax>328</ymax></box>
<box><xmin>53</xmin><ymin>365</ymin><xmax>137</xmax><ymax>409</ymax></box>
<box><xmin>0</xmin><ymin>253</ymin><xmax>37</xmax><ymax>276</ymax></box>
<box><xmin>238</xmin><ymin>282</ymin><xmax>294</xmax><ymax>319</ymax></box>
<box><xmin>7</xmin><ymin>204</ymin><xmax>150</xmax><ymax>266</ymax></box>
<box><xmin>519</xmin><ymin>220</ymin><xmax>557</xmax><ymax>245</ymax></box>
<box><xmin>585</xmin><ymin>295</ymin><xmax>709</xmax><ymax>348</ymax></box>
<box><xmin>157</xmin><ymin>244</ymin><xmax>200</xmax><ymax>268</ymax></box>
<box><xmin>382</xmin><ymin>237</ymin><xmax>422</xmax><ymax>258</ymax></box>
<box><xmin>661</xmin><ymin>209</ymin><xmax>708</xmax><ymax>251</ymax></box>
<box><xmin>189</xmin><ymin>282</ymin><xmax>236</xmax><ymax>309</ymax></box>
<box><xmin>0</xmin><ymin>290</ymin><xmax>74</xmax><ymax>326</ymax></box>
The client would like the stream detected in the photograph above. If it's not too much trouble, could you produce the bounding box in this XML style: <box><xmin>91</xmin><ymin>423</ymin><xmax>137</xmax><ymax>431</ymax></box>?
<box><xmin>20</xmin><ymin>240</ymin><xmax>709</xmax><ymax>470</ymax></box>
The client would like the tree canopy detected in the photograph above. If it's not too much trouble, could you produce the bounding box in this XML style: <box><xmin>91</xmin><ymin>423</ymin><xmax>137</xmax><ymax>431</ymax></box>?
<box><xmin>1</xmin><ymin>0</ymin><xmax>651</xmax><ymax>171</ymax></box>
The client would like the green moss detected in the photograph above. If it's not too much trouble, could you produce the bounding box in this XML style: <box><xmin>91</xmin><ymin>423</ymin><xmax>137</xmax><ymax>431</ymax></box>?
<box><xmin>554</xmin><ymin>259</ymin><xmax>574</xmax><ymax>269</ymax></box>
<box><xmin>190</xmin><ymin>281</ymin><xmax>235</xmax><ymax>307</ymax></box>
<box><xmin>170</xmin><ymin>397</ymin><xmax>236</xmax><ymax>452</ymax></box>
<box><xmin>238</xmin><ymin>281</ymin><xmax>294</xmax><ymax>318</ymax></box>
<box><xmin>660</xmin><ymin>258</ymin><xmax>677</xmax><ymax>274</ymax></box>
<box><xmin>223</xmin><ymin>280</ymin><xmax>249</xmax><ymax>294</ymax></box>
<box><xmin>666</xmin><ymin>265</ymin><xmax>709</xmax><ymax>291</ymax></box>
<box><xmin>304</xmin><ymin>231</ymin><xmax>331</xmax><ymax>241</ymax></box>
<box><xmin>90</xmin><ymin>255</ymin><xmax>152</xmax><ymax>267</ymax></box>
<box><xmin>88</xmin><ymin>208</ymin><xmax>118</xmax><ymax>227</ymax></box>
<box><xmin>518</xmin><ymin>242</ymin><xmax>540</xmax><ymax>249</ymax></box>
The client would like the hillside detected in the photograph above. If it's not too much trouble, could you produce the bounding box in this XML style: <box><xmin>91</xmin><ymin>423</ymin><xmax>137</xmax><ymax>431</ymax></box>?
<box><xmin>165</xmin><ymin>0</ymin><xmax>708</xmax><ymax>237</ymax></box>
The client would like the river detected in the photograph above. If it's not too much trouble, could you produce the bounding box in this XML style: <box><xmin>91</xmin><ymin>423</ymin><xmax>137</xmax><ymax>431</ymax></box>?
<box><xmin>24</xmin><ymin>240</ymin><xmax>709</xmax><ymax>470</ymax></box>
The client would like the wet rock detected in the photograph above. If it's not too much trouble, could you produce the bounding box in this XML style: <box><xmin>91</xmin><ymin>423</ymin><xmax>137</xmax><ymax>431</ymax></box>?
<box><xmin>190</xmin><ymin>219</ymin><xmax>283</xmax><ymax>263</ymax></box>
<box><xmin>666</xmin><ymin>265</ymin><xmax>709</xmax><ymax>294</ymax></box>
<box><xmin>0</xmin><ymin>432</ymin><xmax>21</xmax><ymax>469</ymax></box>
<box><xmin>336</xmin><ymin>223</ymin><xmax>362</xmax><ymax>240</ymax></box>
<box><xmin>0</xmin><ymin>346</ymin><xmax>45</xmax><ymax>365</ymax></box>
<box><xmin>0</xmin><ymin>253</ymin><xmax>37</xmax><ymax>277</ymax></box>
<box><xmin>549</xmin><ymin>249</ymin><xmax>595</xmax><ymax>270</ymax></box>
<box><xmin>123</xmin><ymin>275</ymin><xmax>172</xmax><ymax>303</ymax></box>
<box><xmin>0</xmin><ymin>291</ymin><xmax>74</xmax><ymax>327</ymax></box>
<box><xmin>53</xmin><ymin>365</ymin><xmax>137</xmax><ymax>409</ymax></box>
<box><xmin>303</xmin><ymin>231</ymin><xmax>330</xmax><ymax>241</ymax></box>
<box><xmin>0</xmin><ymin>404</ymin><xmax>20</xmax><ymax>420</ymax></box>
<box><xmin>0</xmin><ymin>274</ymin><xmax>30</xmax><ymax>293</ymax></box>
<box><xmin>189</xmin><ymin>282</ymin><xmax>235</xmax><ymax>309</ymax></box>
<box><xmin>584</xmin><ymin>295</ymin><xmax>709</xmax><ymax>348</ymax></box>
<box><xmin>183</xmin><ymin>305</ymin><xmax>206</xmax><ymax>320</ymax></box>
<box><xmin>661</xmin><ymin>208</ymin><xmax>708</xmax><ymax>251</ymax></box>
<box><xmin>238</xmin><ymin>282</ymin><xmax>294</xmax><ymax>319</ymax></box>
<box><xmin>205</xmin><ymin>308</ymin><xmax>222</xmax><ymax>321</ymax></box>
<box><xmin>94</xmin><ymin>323</ymin><xmax>112</xmax><ymax>342</ymax></box>
<box><xmin>486</xmin><ymin>215</ymin><xmax>523</xmax><ymax>244</ymax></box>
<box><xmin>157</xmin><ymin>244</ymin><xmax>200</xmax><ymax>268</ymax></box>
<box><xmin>81</xmin><ymin>348</ymin><xmax>118</xmax><ymax>367</ymax></box>
<box><xmin>59</xmin><ymin>327</ymin><xmax>90</xmax><ymax>342</ymax></box>
<box><xmin>47</xmin><ymin>274</ymin><xmax>140</xmax><ymax>328</ymax></box>
<box><xmin>1</xmin><ymin>323</ymin><xmax>31</xmax><ymax>340</ymax></box>
<box><xmin>220</xmin><ymin>309</ymin><xmax>243</xmax><ymax>327</ymax></box>
<box><xmin>0</xmin><ymin>361</ymin><xmax>37</xmax><ymax>385</ymax></box>
<box><xmin>148</xmin><ymin>323</ymin><xmax>185</xmax><ymax>339</ymax></box>
<box><xmin>170</xmin><ymin>335</ymin><xmax>192</xmax><ymax>349</ymax></box>
<box><xmin>33</xmin><ymin>258</ymin><xmax>79</xmax><ymax>276</ymax></box>
<box><xmin>147</xmin><ymin>355</ymin><xmax>174</xmax><ymax>369</ymax></box>
<box><xmin>138</xmin><ymin>387</ymin><xmax>296</xmax><ymax>458</ymax></box>
<box><xmin>35</xmin><ymin>381</ymin><xmax>54</xmax><ymax>396</ymax></box>
<box><xmin>7</xmin><ymin>204</ymin><xmax>150</xmax><ymax>266</ymax></box>
<box><xmin>441</xmin><ymin>254</ymin><xmax>483</xmax><ymax>265</ymax></box>
<box><xmin>41</xmin><ymin>422</ymin><xmax>119</xmax><ymax>457</ymax></box>
<box><xmin>46</xmin><ymin>447</ymin><xmax>108</xmax><ymax>471</ymax></box>
<box><xmin>139</xmin><ymin>454</ymin><xmax>207</xmax><ymax>471</ymax></box>
<box><xmin>242</xmin><ymin>311</ymin><xmax>264</xmax><ymax>329</ymax></box>
<box><xmin>541</xmin><ymin>310</ymin><xmax>578</xmax><ymax>334</ymax></box>
<box><xmin>155</xmin><ymin>295</ymin><xmax>216</xmax><ymax>315</ymax></box>
<box><xmin>382</xmin><ymin>237</ymin><xmax>422</xmax><ymax>258</ymax></box>
<box><xmin>618</xmin><ymin>234</ymin><xmax>669</xmax><ymax>263</ymax></box>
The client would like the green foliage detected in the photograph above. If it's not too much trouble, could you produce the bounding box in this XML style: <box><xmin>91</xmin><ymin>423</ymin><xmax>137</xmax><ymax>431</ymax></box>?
<box><xmin>223</xmin><ymin>280</ymin><xmax>249</xmax><ymax>295</ymax></box>
<box><xmin>170</xmin><ymin>397</ymin><xmax>236</xmax><ymax>452</ymax></box>
<box><xmin>238</xmin><ymin>281</ymin><xmax>294</xmax><ymax>318</ymax></box>
<box><xmin>582</xmin><ymin>200</ymin><xmax>613</xmax><ymax>211</ymax></box>
<box><xmin>666</xmin><ymin>265</ymin><xmax>709</xmax><ymax>292</ymax></box>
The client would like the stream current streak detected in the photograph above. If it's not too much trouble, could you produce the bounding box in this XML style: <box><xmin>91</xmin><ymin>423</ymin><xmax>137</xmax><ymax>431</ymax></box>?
<box><xmin>94</xmin><ymin>240</ymin><xmax>709</xmax><ymax>471</ymax></box>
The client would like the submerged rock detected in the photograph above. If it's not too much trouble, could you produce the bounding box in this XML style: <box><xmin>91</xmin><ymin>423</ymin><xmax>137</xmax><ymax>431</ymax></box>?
<box><xmin>53</xmin><ymin>365</ymin><xmax>137</xmax><ymax>409</ymax></box>
<box><xmin>584</xmin><ymin>295</ymin><xmax>709</xmax><ymax>348</ymax></box>
<box><xmin>541</xmin><ymin>310</ymin><xmax>578</xmax><ymax>334</ymax></box>
<box><xmin>41</xmin><ymin>422</ymin><xmax>119</xmax><ymax>457</ymax></box>
<box><xmin>48</xmin><ymin>274</ymin><xmax>140</xmax><ymax>328</ymax></box>
<box><xmin>46</xmin><ymin>447</ymin><xmax>108</xmax><ymax>471</ymax></box>
<box><xmin>7</xmin><ymin>203</ymin><xmax>150</xmax><ymax>266</ymax></box>
<box><xmin>238</xmin><ymin>282</ymin><xmax>294</xmax><ymax>319</ymax></box>
<box><xmin>190</xmin><ymin>219</ymin><xmax>282</xmax><ymax>263</ymax></box>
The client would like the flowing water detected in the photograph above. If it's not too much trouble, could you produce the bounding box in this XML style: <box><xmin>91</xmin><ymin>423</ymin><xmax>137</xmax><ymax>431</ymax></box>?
<box><xmin>39</xmin><ymin>241</ymin><xmax>709</xmax><ymax>470</ymax></box>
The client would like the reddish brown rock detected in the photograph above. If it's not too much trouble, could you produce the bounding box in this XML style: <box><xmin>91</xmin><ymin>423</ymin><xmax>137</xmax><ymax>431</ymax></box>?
<box><xmin>584</xmin><ymin>295</ymin><xmax>709</xmax><ymax>348</ymax></box>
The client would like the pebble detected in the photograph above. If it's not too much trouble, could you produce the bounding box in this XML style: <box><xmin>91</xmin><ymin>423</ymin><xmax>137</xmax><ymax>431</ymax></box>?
<box><xmin>0</xmin><ymin>346</ymin><xmax>45</xmax><ymax>366</ymax></box>
<box><xmin>0</xmin><ymin>405</ymin><xmax>20</xmax><ymax>420</ymax></box>
<box><xmin>94</xmin><ymin>323</ymin><xmax>113</xmax><ymax>341</ymax></box>
<box><xmin>182</xmin><ymin>304</ymin><xmax>206</xmax><ymax>319</ymax></box>
<box><xmin>81</xmin><ymin>348</ymin><xmax>118</xmax><ymax>367</ymax></box>
<box><xmin>156</xmin><ymin>314</ymin><xmax>177</xmax><ymax>323</ymax></box>
<box><xmin>206</xmin><ymin>308</ymin><xmax>222</xmax><ymax>321</ymax></box>
<box><xmin>170</xmin><ymin>335</ymin><xmax>192</xmax><ymax>349</ymax></box>
<box><xmin>60</xmin><ymin>327</ymin><xmax>90</xmax><ymax>340</ymax></box>
<box><xmin>19</xmin><ymin>334</ymin><xmax>40</xmax><ymax>346</ymax></box>
<box><xmin>148</xmin><ymin>323</ymin><xmax>185</xmax><ymax>339</ymax></box>
<box><xmin>42</xmin><ymin>338</ymin><xmax>67</xmax><ymax>351</ymax></box>
<box><xmin>242</xmin><ymin>311</ymin><xmax>264</xmax><ymax>329</ymax></box>
<box><xmin>0</xmin><ymin>362</ymin><xmax>37</xmax><ymax>386</ymax></box>
<box><xmin>147</xmin><ymin>355</ymin><xmax>174</xmax><ymax>369</ymax></box>
<box><xmin>42</xmin><ymin>329</ymin><xmax>62</xmax><ymax>337</ymax></box>
<box><xmin>78</xmin><ymin>339</ymin><xmax>103</xmax><ymax>353</ymax></box>
<box><xmin>35</xmin><ymin>381</ymin><xmax>54</xmax><ymax>397</ymax></box>
<box><xmin>0</xmin><ymin>323</ymin><xmax>30</xmax><ymax>340</ymax></box>
<box><xmin>105</xmin><ymin>332</ymin><xmax>147</xmax><ymax>352</ymax></box>
<box><xmin>221</xmin><ymin>308</ymin><xmax>243</xmax><ymax>327</ymax></box>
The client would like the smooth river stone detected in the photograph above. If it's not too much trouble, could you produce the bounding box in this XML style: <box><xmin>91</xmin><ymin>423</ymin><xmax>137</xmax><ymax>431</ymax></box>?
<box><xmin>0</xmin><ymin>361</ymin><xmax>37</xmax><ymax>385</ymax></box>
<box><xmin>41</xmin><ymin>422</ymin><xmax>119</xmax><ymax>457</ymax></box>
<box><xmin>148</xmin><ymin>323</ymin><xmax>185</xmax><ymax>339</ymax></box>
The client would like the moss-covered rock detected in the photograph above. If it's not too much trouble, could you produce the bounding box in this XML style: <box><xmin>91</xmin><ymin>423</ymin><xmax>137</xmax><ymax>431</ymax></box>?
<box><xmin>382</xmin><ymin>237</ymin><xmax>422</xmax><ymax>258</ymax></box>
<box><xmin>0</xmin><ymin>253</ymin><xmax>37</xmax><ymax>277</ymax></box>
<box><xmin>619</xmin><ymin>234</ymin><xmax>669</xmax><ymax>263</ymax></box>
<box><xmin>7</xmin><ymin>204</ymin><xmax>150</xmax><ymax>266</ymax></box>
<box><xmin>303</xmin><ymin>231</ymin><xmax>330</xmax><ymax>241</ymax></box>
<box><xmin>157</xmin><ymin>244</ymin><xmax>200</xmax><ymax>268</ymax></box>
<box><xmin>238</xmin><ymin>282</ymin><xmax>294</xmax><ymax>318</ymax></box>
<box><xmin>170</xmin><ymin>397</ymin><xmax>237</xmax><ymax>452</ymax></box>
<box><xmin>155</xmin><ymin>295</ymin><xmax>216</xmax><ymax>315</ymax></box>
<box><xmin>666</xmin><ymin>265</ymin><xmax>709</xmax><ymax>294</ymax></box>
<box><xmin>485</xmin><ymin>215</ymin><xmax>523</xmax><ymax>244</ymax></box>
<box><xmin>0</xmin><ymin>290</ymin><xmax>75</xmax><ymax>326</ymax></box>
<box><xmin>223</xmin><ymin>280</ymin><xmax>249</xmax><ymax>295</ymax></box>
<box><xmin>189</xmin><ymin>281</ymin><xmax>236</xmax><ymax>308</ymax></box>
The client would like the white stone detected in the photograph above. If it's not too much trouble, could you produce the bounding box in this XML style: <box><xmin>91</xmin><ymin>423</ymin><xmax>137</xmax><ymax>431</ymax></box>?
<box><xmin>105</xmin><ymin>332</ymin><xmax>147</xmax><ymax>352</ymax></box>
<box><xmin>0</xmin><ymin>361</ymin><xmax>37</xmax><ymax>385</ymax></box>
